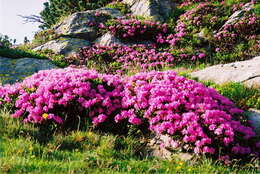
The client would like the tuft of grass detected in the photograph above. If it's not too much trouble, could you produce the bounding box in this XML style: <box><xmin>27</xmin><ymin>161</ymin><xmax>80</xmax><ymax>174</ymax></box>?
<box><xmin>105</xmin><ymin>2</ymin><xmax>130</xmax><ymax>15</ymax></box>
<box><xmin>203</xmin><ymin>81</ymin><xmax>260</xmax><ymax>110</ymax></box>
<box><xmin>0</xmin><ymin>47</ymin><xmax>47</xmax><ymax>59</ymax></box>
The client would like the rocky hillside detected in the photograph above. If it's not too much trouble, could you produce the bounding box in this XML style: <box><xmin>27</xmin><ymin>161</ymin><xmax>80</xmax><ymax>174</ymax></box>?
<box><xmin>1</xmin><ymin>0</ymin><xmax>260</xmax><ymax>83</ymax></box>
<box><xmin>31</xmin><ymin>0</ymin><xmax>260</xmax><ymax>84</ymax></box>
<box><xmin>0</xmin><ymin>0</ymin><xmax>259</xmax><ymax>171</ymax></box>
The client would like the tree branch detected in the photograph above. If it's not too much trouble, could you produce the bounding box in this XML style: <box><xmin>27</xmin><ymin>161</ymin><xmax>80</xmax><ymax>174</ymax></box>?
<box><xmin>18</xmin><ymin>15</ymin><xmax>46</xmax><ymax>25</ymax></box>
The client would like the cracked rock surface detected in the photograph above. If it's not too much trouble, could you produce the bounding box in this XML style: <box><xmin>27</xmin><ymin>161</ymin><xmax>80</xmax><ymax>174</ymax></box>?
<box><xmin>191</xmin><ymin>56</ymin><xmax>260</xmax><ymax>88</ymax></box>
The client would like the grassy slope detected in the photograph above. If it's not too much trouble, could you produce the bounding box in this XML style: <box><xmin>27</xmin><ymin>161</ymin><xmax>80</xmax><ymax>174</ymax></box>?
<box><xmin>0</xmin><ymin>109</ymin><xmax>258</xmax><ymax>174</ymax></box>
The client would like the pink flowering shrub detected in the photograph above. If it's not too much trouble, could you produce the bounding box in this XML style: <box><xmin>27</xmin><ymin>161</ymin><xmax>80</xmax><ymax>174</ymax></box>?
<box><xmin>179</xmin><ymin>2</ymin><xmax>230</xmax><ymax>33</ymax></box>
<box><xmin>101</xmin><ymin>18</ymin><xmax>192</xmax><ymax>47</ymax></box>
<box><xmin>69</xmin><ymin>44</ymin><xmax>206</xmax><ymax>73</ymax></box>
<box><xmin>213</xmin><ymin>11</ymin><xmax>260</xmax><ymax>52</ymax></box>
<box><xmin>174</xmin><ymin>1</ymin><xmax>259</xmax><ymax>62</ymax></box>
<box><xmin>120</xmin><ymin>70</ymin><xmax>259</xmax><ymax>159</ymax></box>
<box><xmin>0</xmin><ymin>68</ymin><xmax>259</xmax><ymax>161</ymax></box>
<box><xmin>102</xmin><ymin>18</ymin><xmax>172</xmax><ymax>43</ymax></box>
<box><xmin>0</xmin><ymin>68</ymin><xmax>125</xmax><ymax>131</ymax></box>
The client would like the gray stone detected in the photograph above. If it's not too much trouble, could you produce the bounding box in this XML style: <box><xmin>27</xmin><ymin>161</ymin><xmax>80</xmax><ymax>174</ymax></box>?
<box><xmin>95</xmin><ymin>32</ymin><xmax>124</xmax><ymax>46</ymax></box>
<box><xmin>95</xmin><ymin>32</ymin><xmax>155</xmax><ymax>46</ymax></box>
<box><xmin>53</xmin><ymin>8</ymin><xmax>123</xmax><ymax>41</ymax></box>
<box><xmin>33</xmin><ymin>37</ymin><xmax>90</xmax><ymax>57</ymax></box>
<box><xmin>191</xmin><ymin>56</ymin><xmax>260</xmax><ymax>88</ymax></box>
<box><xmin>247</xmin><ymin>109</ymin><xmax>260</xmax><ymax>136</ymax></box>
<box><xmin>123</xmin><ymin>0</ymin><xmax>175</xmax><ymax>21</ymax></box>
<box><xmin>146</xmin><ymin>134</ymin><xmax>193</xmax><ymax>160</ymax></box>
<box><xmin>148</xmin><ymin>134</ymin><xmax>173</xmax><ymax>159</ymax></box>
<box><xmin>0</xmin><ymin>57</ymin><xmax>58</xmax><ymax>85</ymax></box>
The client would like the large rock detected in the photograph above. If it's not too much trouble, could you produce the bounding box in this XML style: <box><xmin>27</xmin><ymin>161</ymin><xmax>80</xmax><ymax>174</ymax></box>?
<box><xmin>191</xmin><ymin>56</ymin><xmax>260</xmax><ymax>88</ymax></box>
<box><xmin>53</xmin><ymin>8</ymin><xmax>122</xmax><ymax>41</ymax></box>
<box><xmin>33</xmin><ymin>37</ymin><xmax>90</xmax><ymax>57</ymax></box>
<box><xmin>0</xmin><ymin>57</ymin><xmax>58</xmax><ymax>85</ymax></box>
<box><xmin>123</xmin><ymin>0</ymin><xmax>175</xmax><ymax>21</ymax></box>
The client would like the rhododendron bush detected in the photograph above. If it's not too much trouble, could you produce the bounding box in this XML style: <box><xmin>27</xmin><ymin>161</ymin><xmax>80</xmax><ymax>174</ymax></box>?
<box><xmin>101</xmin><ymin>18</ymin><xmax>188</xmax><ymax>47</ymax></box>
<box><xmin>70</xmin><ymin>44</ymin><xmax>206</xmax><ymax>73</ymax></box>
<box><xmin>0</xmin><ymin>67</ymin><xmax>259</xmax><ymax>161</ymax></box>
<box><xmin>0</xmin><ymin>68</ymin><xmax>125</xmax><ymax>130</ymax></box>
<box><xmin>102</xmin><ymin>18</ymin><xmax>171</xmax><ymax>43</ymax></box>
<box><xmin>213</xmin><ymin>11</ymin><xmax>260</xmax><ymax>52</ymax></box>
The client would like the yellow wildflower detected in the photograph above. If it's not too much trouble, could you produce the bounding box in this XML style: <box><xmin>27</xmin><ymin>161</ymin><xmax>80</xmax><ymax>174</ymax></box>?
<box><xmin>29</xmin><ymin>146</ymin><xmax>33</xmax><ymax>151</ymax></box>
<box><xmin>178</xmin><ymin>161</ymin><xmax>184</xmax><ymax>166</ymax></box>
<box><xmin>176</xmin><ymin>166</ymin><xmax>181</xmax><ymax>170</ymax></box>
<box><xmin>42</xmin><ymin>113</ymin><xmax>49</xmax><ymax>119</ymax></box>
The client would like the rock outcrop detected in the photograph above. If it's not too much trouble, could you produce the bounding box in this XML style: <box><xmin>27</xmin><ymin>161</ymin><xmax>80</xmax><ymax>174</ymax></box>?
<box><xmin>123</xmin><ymin>0</ymin><xmax>175</xmax><ymax>21</ymax></box>
<box><xmin>34</xmin><ymin>37</ymin><xmax>90</xmax><ymax>57</ymax></box>
<box><xmin>53</xmin><ymin>8</ymin><xmax>123</xmax><ymax>41</ymax></box>
<box><xmin>191</xmin><ymin>56</ymin><xmax>260</xmax><ymax>88</ymax></box>
<box><xmin>0</xmin><ymin>57</ymin><xmax>58</xmax><ymax>85</ymax></box>
<box><xmin>34</xmin><ymin>7</ymin><xmax>123</xmax><ymax>56</ymax></box>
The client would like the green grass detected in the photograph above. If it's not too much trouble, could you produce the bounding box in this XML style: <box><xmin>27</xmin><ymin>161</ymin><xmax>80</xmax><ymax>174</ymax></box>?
<box><xmin>0</xmin><ymin>47</ymin><xmax>68</xmax><ymax>68</ymax></box>
<box><xmin>0</xmin><ymin>109</ymin><xmax>258</xmax><ymax>174</ymax></box>
<box><xmin>0</xmin><ymin>47</ymin><xmax>47</xmax><ymax>59</ymax></box>
<box><xmin>203</xmin><ymin>82</ymin><xmax>260</xmax><ymax>110</ymax></box>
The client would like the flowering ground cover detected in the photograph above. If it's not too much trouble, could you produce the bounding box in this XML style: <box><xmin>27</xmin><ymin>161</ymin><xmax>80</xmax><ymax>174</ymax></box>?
<box><xmin>70</xmin><ymin>44</ymin><xmax>206</xmax><ymax>73</ymax></box>
<box><xmin>0</xmin><ymin>67</ymin><xmax>259</xmax><ymax>164</ymax></box>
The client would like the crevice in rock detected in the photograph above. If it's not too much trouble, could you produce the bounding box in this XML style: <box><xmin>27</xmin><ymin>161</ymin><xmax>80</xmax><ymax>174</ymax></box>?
<box><xmin>241</xmin><ymin>75</ymin><xmax>260</xmax><ymax>83</ymax></box>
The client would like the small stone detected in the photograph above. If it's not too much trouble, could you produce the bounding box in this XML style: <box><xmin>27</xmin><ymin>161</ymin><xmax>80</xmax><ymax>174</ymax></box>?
<box><xmin>220</xmin><ymin>3</ymin><xmax>253</xmax><ymax>30</ymax></box>
<box><xmin>173</xmin><ymin>153</ymin><xmax>193</xmax><ymax>162</ymax></box>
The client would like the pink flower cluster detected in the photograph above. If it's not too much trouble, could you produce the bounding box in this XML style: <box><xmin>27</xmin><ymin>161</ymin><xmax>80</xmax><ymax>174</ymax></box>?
<box><xmin>121</xmin><ymin>71</ymin><xmax>259</xmax><ymax>158</ymax></box>
<box><xmin>0</xmin><ymin>68</ymin><xmax>259</xmax><ymax>160</ymax></box>
<box><xmin>214</xmin><ymin>12</ymin><xmax>260</xmax><ymax>51</ymax></box>
<box><xmin>72</xmin><ymin>44</ymin><xmax>206</xmax><ymax>72</ymax></box>
<box><xmin>102</xmin><ymin>18</ymin><xmax>189</xmax><ymax>47</ymax></box>
<box><xmin>0</xmin><ymin>68</ymin><xmax>124</xmax><ymax>125</ymax></box>
<box><xmin>103</xmin><ymin>18</ymin><xmax>170</xmax><ymax>42</ymax></box>
<box><xmin>179</xmin><ymin>2</ymin><xmax>226</xmax><ymax>33</ymax></box>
